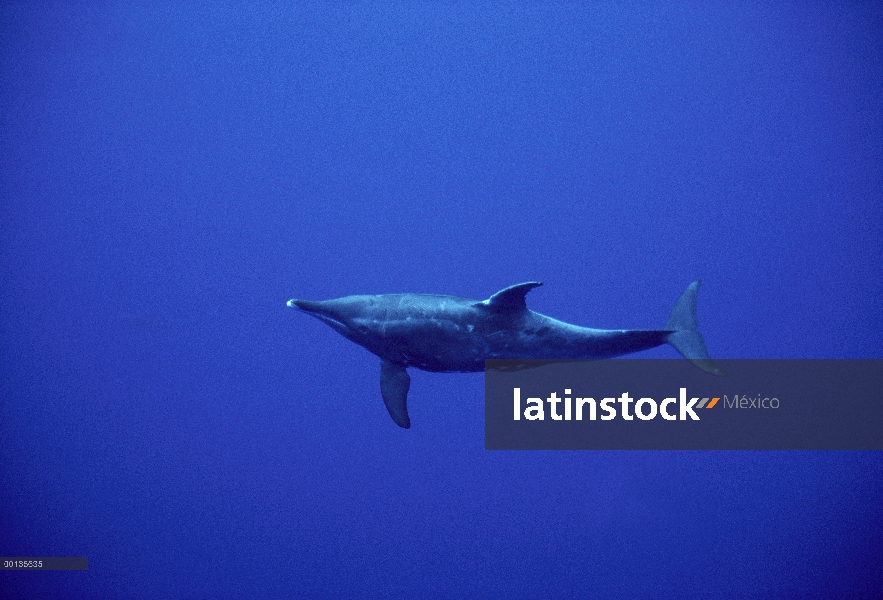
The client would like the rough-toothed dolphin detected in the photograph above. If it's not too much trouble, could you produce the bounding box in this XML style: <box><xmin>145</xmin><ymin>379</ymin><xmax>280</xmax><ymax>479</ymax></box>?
<box><xmin>288</xmin><ymin>280</ymin><xmax>724</xmax><ymax>428</ymax></box>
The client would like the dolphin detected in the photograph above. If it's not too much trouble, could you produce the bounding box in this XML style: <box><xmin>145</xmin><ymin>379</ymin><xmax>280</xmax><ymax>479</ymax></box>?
<box><xmin>288</xmin><ymin>280</ymin><xmax>724</xmax><ymax>428</ymax></box>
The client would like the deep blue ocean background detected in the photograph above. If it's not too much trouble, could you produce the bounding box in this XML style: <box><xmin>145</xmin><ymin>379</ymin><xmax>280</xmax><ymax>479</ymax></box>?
<box><xmin>2</xmin><ymin>3</ymin><xmax>882</xmax><ymax>598</ymax></box>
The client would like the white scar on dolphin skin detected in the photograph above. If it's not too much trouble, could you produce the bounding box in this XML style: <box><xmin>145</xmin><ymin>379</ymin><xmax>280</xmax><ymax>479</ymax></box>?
<box><xmin>288</xmin><ymin>280</ymin><xmax>724</xmax><ymax>428</ymax></box>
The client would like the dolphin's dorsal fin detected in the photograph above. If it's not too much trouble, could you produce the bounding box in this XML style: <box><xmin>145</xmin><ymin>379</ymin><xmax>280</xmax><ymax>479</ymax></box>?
<box><xmin>480</xmin><ymin>282</ymin><xmax>543</xmax><ymax>312</ymax></box>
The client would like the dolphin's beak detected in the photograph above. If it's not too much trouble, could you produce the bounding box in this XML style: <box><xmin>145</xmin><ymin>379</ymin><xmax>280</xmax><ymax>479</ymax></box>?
<box><xmin>287</xmin><ymin>298</ymin><xmax>323</xmax><ymax>312</ymax></box>
<box><xmin>287</xmin><ymin>298</ymin><xmax>348</xmax><ymax>331</ymax></box>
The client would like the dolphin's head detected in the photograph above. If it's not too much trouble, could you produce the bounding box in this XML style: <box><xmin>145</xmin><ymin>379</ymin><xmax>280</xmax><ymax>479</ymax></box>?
<box><xmin>287</xmin><ymin>295</ymin><xmax>378</xmax><ymax>343</ymax></box>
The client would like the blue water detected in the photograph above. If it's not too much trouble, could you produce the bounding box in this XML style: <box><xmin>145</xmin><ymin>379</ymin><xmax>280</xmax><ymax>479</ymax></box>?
<box><xmin>2</xmin><ymin>4</ymin><xmax>881</xmax><ymax>598</ymax></box>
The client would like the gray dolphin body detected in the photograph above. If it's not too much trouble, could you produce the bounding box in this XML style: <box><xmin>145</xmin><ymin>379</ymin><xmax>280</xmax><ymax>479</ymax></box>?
<box><xmin>288</xmin><ymin>280</ymin><xmax>724</xmax><ymax>428</ymax></box>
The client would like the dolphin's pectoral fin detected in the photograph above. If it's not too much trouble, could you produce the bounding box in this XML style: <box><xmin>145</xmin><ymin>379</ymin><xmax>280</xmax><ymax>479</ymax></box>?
<box><xmin>480</xmin><ymin>282</ymin><xmax>543</xmax><ymax>312</ymax></box>
<box><xmin>380</xmin><ymin>359</ymin><xmax>411</xmax><ymax>428</ymax></box>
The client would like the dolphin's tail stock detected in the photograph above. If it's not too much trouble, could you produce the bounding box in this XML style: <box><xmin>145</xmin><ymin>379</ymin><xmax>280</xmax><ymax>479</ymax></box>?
<box><xmin>664</xmin><ymin>280</ymin><xmax>726</xmax><ymax>376</ymax></box>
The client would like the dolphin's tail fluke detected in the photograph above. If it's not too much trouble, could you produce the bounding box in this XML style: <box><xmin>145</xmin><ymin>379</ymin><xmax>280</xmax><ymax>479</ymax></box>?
<box><xmin>664</xmin><ymin>280</ymin><xmax>726</xmax><ymax>376</ymax></box>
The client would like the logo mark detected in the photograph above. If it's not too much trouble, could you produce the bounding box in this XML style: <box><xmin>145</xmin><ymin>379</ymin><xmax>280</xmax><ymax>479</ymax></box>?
<box><xmin>696</xmin><ymin>397</ymin><xmax>720</xmax><ymax>409</ymax></box>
